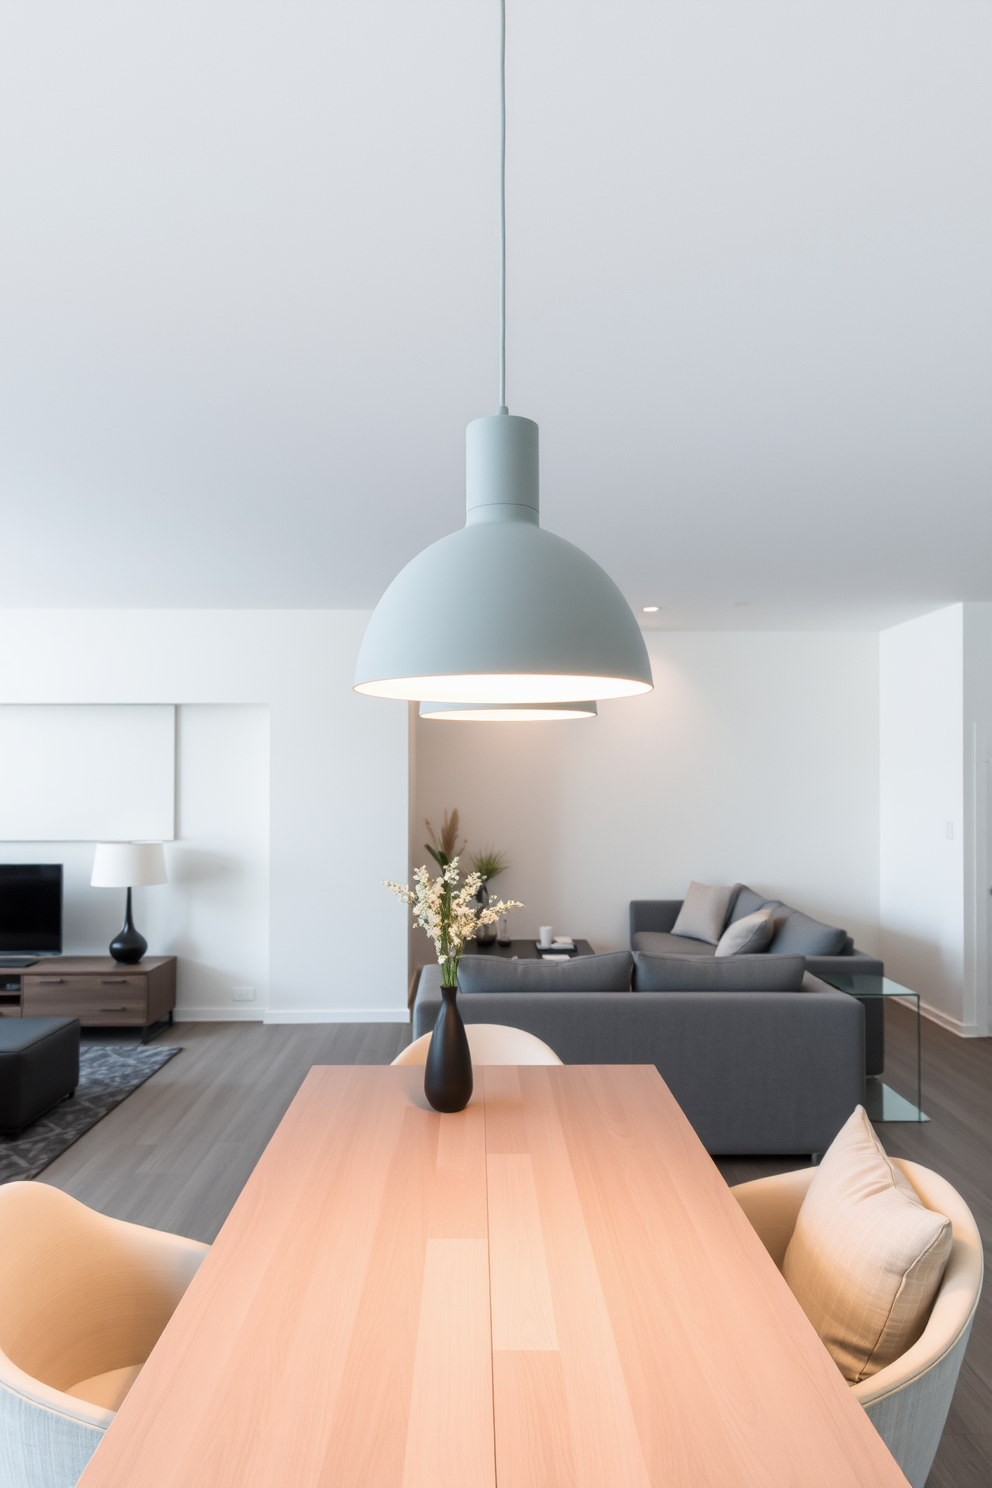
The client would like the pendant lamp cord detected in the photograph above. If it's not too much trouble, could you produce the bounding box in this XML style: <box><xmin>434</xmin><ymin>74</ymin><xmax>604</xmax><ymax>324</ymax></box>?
<box><xmin>498</xmin><ymin>0</ymin><xmax>508</xmax><ymax>414</ymax></box>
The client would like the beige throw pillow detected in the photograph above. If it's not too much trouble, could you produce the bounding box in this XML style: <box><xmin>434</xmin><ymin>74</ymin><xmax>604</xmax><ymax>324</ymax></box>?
<box><xmin>783</xmin><ymin>1106</ymin><xmax>951</xmax><ymax>1382</ymax></box>
<box><xmin>670</xmin><ymin>881</ymin><xmax>738</xmax><ymax>945</ymax></box>
<box><xmin>714</xmin><ymin>907</ymin><xmax>774</xmax><ymax>957</ymax></box>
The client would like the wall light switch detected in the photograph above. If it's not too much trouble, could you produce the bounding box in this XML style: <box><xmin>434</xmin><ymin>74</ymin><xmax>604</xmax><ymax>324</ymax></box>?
<box><xmin>945</xmin><ymin>821</ymin><xmax>955</xmax><ymax>840</ymax></box>
<box><xmin>232</xmin><ymin>986</ymin><xmax>255</xmax><ymax>1002</ymax></box>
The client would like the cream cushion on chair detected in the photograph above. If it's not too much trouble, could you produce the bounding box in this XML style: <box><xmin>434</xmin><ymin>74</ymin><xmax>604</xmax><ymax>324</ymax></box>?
<box><xmin>393</xmin><ymin>1023</ymin><xmax>563</xmax><ymax>1066</ymax></box>
<box><xmin>782</xmin><ymin>1106</ymin><xmax>952</xmax><ymax>1382</ymax></box>
<box><xmin>0</xmin><ymin>1180</ymin><xmax>209</xmax><ymax>1488</ymax></box>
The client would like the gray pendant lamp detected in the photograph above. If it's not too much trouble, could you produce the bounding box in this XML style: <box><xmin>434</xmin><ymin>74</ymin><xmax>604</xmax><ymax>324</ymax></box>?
<box><xmin>354</xmin><ymin>2</ymin><xmax>652</xmax><ymax>707</ymax></box>
<box><xmin>420</xmin><ymin>699</ymin><xmax>597</xmax><ymax>722</ymax></box>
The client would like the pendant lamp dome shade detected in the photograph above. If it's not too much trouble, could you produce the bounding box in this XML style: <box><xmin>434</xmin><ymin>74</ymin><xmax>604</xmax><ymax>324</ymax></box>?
<box><xmin>354</xmin><ymin>415</ymin><xmax>652</xmax><ymax>704</ymax></box>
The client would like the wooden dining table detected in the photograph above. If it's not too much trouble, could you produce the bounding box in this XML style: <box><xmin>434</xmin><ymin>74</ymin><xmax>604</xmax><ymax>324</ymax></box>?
<box><xmin>77</xmin><ymin>1063</ymin><xmax>909</xmax><ymax>1487</ymax></box>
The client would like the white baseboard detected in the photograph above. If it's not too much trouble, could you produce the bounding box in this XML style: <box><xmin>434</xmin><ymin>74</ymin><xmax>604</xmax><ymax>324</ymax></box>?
<box><xmin>172</xmin><ymin>1006</ymin><xmax>410</xmax><ymax>1025</ymax></box>
<box><xmin>263</xmin><ymin>1007</ymin><xmax>410</xmax><ymax>1025</ymax></box>
<box><xmin>917</xmin><ymin>999</ymin><xmax>985</xmax><ymax>1038</ymax></box>
<box><xmin>173</xmin><ymin>1006</ymin><xmax>266</xmax><ymax>1023</ymax></box>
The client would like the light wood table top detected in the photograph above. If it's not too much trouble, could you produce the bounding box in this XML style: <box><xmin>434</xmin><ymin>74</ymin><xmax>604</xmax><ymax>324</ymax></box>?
<box><xmin>78</xmin><ymin>1065</ymin><xmax>909</xmax><ymax>1488</ymax></box>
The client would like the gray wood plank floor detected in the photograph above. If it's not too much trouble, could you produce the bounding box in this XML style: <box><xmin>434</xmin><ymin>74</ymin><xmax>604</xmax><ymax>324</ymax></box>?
<box><xmin>39</xmin><ymin>1006</ymin><xmax>989</xmax><ymax>1487</ymax></box>
<box><xmin>40</xmin><ymin>1022</ymin><xmax>412</xmax><ymax>1243</ymax></box>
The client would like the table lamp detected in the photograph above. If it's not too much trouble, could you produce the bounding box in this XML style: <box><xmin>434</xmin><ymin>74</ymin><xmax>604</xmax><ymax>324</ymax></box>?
<box><xmin>91</xmin><ymin>842</ymin><xmax>167</xmax><ymax>964</ymax></box>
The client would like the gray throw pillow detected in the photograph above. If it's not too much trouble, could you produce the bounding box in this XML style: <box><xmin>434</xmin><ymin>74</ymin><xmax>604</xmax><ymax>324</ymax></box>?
<box><xmin>714</xmin><ymin>907</ymin><xmax>775</xmax><ymax>957</ymax></box>
<box><xmin>458</xmin><ymin>951</ymin><xmax>632</xmax><ymax>994</ymax></box>
<box><xmin>670</xmin><ymin>881</ymin><xmax>740</xmax><ymax>945</ymax></box>
<box><xmin>769</xmin><ymin>910</ymin><xmax>847</xmax><ymax>957</ymax></box>
<box><xmin>633</xmin><ymin>952</ymin><xmax>805</xmax><ymax>992</ymax></box>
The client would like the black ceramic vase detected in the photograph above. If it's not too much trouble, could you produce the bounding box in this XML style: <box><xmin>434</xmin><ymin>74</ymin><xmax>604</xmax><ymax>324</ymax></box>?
<box><xmin>109</xmin><ymin>887</ymin><xmax>148</xmax><ymax>966</ymax></box>
<box><xmin>424</xmin><ymin>985</ymin><xmax>473</xmax><ymax>1113</ymax></box>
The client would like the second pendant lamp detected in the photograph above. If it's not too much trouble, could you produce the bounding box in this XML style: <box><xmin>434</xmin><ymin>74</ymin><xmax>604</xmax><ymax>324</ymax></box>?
<box><xmin>354</xmin><ymin>2</ymin><xmax>652</xmax><ymax>708</ymax></box>
<box><xmin>420</xmin><ymin>699</ymin><xmax>598</xmax><ymax>722</ymax></box>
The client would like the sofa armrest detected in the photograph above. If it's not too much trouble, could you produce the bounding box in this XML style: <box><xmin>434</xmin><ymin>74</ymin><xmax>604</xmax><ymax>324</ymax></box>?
<box><xmin>805</xmin><ymin>950</ymin><xmax>884</xmax><ymax>979</ymax></box>
<box><xmin>629</xmin><ymin>900</ymin><xmax>683</xmax><ymax>941</ymax></box>
<box><xmin>804</xmin><ymin>963</ymin><xmax>885</xmax><ymax>1077</ymax></box>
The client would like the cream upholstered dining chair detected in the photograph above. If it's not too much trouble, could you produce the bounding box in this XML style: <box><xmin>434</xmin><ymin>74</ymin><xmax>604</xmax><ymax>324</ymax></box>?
<box><xmin>732</xmin><ymin>1160</ymin><xmax>983</xmax><ymax>1488</ymax></box>
<box><xmin>0</xmin><ymin>1181</ymin><xmax>209</xmax><ymax>1488</ymax></box>
<box><xmin>393</xmin><ymin>1023</ymin><xmax>563</xmax><ymax>1066</ymax></box>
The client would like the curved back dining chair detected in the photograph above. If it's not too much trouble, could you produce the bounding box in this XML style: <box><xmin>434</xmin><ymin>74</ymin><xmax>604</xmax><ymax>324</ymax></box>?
<box><xmin>732</xmin><ymin>1159</ymin><xmax>982</xmax><ymax>1488</ymax></box>
<box><xmin>0</xmin><ymin>1180</ymin><xmax>209</xmax><ymax>1488</ymax></box>
<box><xmin>393</xmin><ymin>1022</ymin><xmax>563</xmax><ymax>1067</ymax></box>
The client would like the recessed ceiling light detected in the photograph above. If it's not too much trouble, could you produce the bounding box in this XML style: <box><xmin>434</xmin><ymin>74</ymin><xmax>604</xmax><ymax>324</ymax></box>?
<box><xmin>642</xmin><ymin>606</ymin><xmax>660</xmax><ymax>613</ymax></box>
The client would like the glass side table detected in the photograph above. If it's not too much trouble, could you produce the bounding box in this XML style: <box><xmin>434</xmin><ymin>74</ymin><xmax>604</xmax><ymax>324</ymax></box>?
<box><xmin>817</xmin><ymin>972</ymin><xmax>929</xmax><ymax>1123</ymax></box>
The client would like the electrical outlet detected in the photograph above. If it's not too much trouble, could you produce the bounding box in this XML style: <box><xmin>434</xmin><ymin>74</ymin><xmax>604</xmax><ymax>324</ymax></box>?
<box><xmin>232</xmin><ymin>986</ymin><xmax>255</xmax><ymax>1003</ymax></box>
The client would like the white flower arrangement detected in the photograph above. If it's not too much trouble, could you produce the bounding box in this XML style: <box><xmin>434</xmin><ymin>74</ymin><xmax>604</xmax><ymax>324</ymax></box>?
<box><xmin>385</xmin><ymin>857</ymin><xmax>522</xmax><ymax>989</ymax></box>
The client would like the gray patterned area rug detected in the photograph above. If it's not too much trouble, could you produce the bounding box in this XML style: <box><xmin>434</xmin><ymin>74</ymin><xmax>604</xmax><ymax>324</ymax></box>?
<box><xmin>0</xmin><ymin>1044</ymin><xmax>181</xmax><ymax>1183</ymax></box>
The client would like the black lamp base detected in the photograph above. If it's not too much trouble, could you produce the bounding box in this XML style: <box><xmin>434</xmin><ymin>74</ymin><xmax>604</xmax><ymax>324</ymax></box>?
<box><xmin>110</xmin><ymin>887</ymin><xmax>147</xmax><ymax>965</ymax></box>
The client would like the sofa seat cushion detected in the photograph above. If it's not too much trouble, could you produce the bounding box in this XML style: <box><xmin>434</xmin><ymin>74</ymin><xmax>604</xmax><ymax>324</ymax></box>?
<box><xmin>715</xmin><ymin>908</ymin><xmax>775</xmax><ymax>957</ymax></box>
<box><xmin>783</xmin><ymin>1106</ymin><xmax>952</xmax><ymax>1383</ymax></box>
<box><xmin>670</xmin><ymin>881</ymin><xmax>740</xmax><ymax>944</ymax></box>
<box><xmin>631</xmin><ymin>931</ymin><xmax>715</xmax><ymax>957</ymax></box>
<box><xmin>769</xmin><ymin>908</ymin><xmax>847</xmax><ymax>957</ymax></box>
<box><xmin>633</xmin><ymin>952</ymin><xmax>806</xmax><ymax>992</ymax></box>
<box><xmin>458</xmin><ymin>951</ymin><xmax>632</xmax><ymax>994</ymax></box>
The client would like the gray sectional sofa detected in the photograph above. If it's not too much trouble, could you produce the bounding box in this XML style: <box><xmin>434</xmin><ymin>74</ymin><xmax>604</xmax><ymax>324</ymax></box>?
<box><xmin>413</xmin><ymin>946</ymin><xmax>865</xmax><ymax>1157</ymax></box>
<box><xmin>631</xmin><ymin>886</ymin><xmax>885</xmax><ymax>1074</ymax></box>
<box><xmin>630</xmin><ymin>886</ymin><xmax>881</xmax><ymax>978</ymax></box>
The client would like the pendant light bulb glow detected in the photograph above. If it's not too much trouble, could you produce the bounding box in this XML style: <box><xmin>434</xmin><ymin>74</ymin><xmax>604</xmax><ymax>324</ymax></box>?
<box><xmin>420</xmin><ymin>699</ymin><xmax>598</xmax><ymax>722</ymax></box>
<box><xmin>353</xmin><ymin>3</ymin><xmax>652</xmax><ymax>708</ymax></box>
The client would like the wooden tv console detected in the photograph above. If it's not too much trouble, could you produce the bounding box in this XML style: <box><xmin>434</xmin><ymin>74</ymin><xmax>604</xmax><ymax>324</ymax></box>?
<box><xmin>0</xmin><ymin>956</ymin><xmax>176</xmax><ymax>1043</ymax></box>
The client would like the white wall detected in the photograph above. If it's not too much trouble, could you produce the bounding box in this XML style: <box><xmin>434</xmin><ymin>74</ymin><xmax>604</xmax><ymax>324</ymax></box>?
<box><xmin>880</xmin><ymin>600</ymin><xmax>992</xmax><ymax>1038</ymax></box>
<box><xmin>0</xmin><ymin>705</ymin><xmax>176</xmax><ymax>840</ymax></box>
<box><xmin>143</xmin><ymin>706</ymin><xmax>271</xmax><ymax>1015</ymax></box>
<box><xmin>963</xmin><ymin>603</ymin><xmax>992</xmax><ymax>1037</ymax></box>
<box><xmin>0</xmin><ymin>705</ymin><xmax>271</xmax><ymax>1014</ymax></box>
<box><xmin>415</xmin><ymin>631</ymin><xmax>880</xmax><ymax>960</ymax></box>
<box><xmin>879</xmin><ymin>605</ymin><xmax>969</xmax><ymax>1030</ymax></box>
<box><xmin>0</xmin><ymin>612</ymin><xmax>409</xmax><ymax>1022</ymax></box>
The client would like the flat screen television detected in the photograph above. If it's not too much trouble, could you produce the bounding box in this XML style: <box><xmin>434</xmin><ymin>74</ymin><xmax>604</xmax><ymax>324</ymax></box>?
<box><xmin>0</xmin><ymin>864</ymin><xmax>63</xmax><ymax>957</ymax></box>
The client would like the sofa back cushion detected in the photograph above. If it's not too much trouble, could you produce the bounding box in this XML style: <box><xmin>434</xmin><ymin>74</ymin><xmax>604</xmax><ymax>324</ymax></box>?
<box><xmin>715</xmin><ymin>908</ymin><xmax>775</xmax><ymax>958</ymax></box>
<box><xmin>633</xmin><ymin>952</ymin><xmax>805</xmax><ymax>992</ymax></box>
<box><xmin>670</xmin><ymin>882</ymin><xmax>740</xmax><ymax>944</ymax></box>
<box><xmin>458</xmin><ymin>951</ymin><xmax>632</xmax><ymax>994</ymax></box>
<box><xmin>726</xmin><ymin>884</ymin><xmax>772</xmax><ymax>925</ymax></box>
<box><xmin>783</xmin><ymin>1106</ymin><xmax>952</xmax><ymax>1382</ymax></box>
<box><xmin>769</xmin><ymin>909</ymin><xmax>847</xmax><ymax>957</ymax></box>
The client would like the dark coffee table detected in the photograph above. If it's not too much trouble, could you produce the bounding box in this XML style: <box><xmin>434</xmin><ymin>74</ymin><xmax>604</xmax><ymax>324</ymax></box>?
<box><xmin>464</xmin><ymin>937</ymin><xmax>594</xmax><ymax>960</ymax></box>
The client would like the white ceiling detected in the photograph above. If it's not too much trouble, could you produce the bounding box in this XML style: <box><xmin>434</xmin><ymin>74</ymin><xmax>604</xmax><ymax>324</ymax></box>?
<box><xmin>0</xmin><ymin>2</ymin><xmax>988</xmax><ymax>628</ymax></box>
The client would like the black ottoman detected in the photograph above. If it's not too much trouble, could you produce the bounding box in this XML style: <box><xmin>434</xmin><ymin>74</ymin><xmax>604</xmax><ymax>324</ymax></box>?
<box><xmin>0</xmin><ymin>1019</ymin><xmax>80</xmax><ymax>1134</ymax></box>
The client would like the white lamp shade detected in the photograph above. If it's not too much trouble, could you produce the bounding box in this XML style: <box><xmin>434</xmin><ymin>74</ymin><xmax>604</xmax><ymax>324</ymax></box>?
<box><xmin>91</xmin><ymin>842</ymin><xmax>167</xmax><ymax>888</ymax></box>
<box><xmin>354</xmin><ymin>416</ymin><xmax>652</xmax><ymax>703</ymax></box>
<box><xmin>419</xmin><ymin>700</ymin><xmax>597</xmax><ymax>721</ymax></box>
